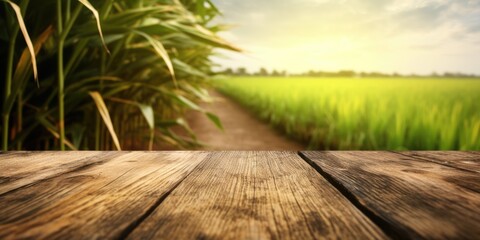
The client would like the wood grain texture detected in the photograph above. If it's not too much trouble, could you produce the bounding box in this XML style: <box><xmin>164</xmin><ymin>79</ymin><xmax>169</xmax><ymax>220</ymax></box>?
<box><xmin>0</xmin><ymin>151</ymin><xmax>119</xmax><ymax>195</ymax></box>
<box><xmin>128</xmin><ymin>151</ymin><xmax>387</xmax><ymax>240</ymax></box>
<box><xmin>301</xmin><ymin>151</ymin><xmax>480</xmax><ymax>239</ymax></box>
<box><xmin>395</xmin><ymin>151</ymin><xmax>480</xmax><ymax>173</ymax></box>
<box><xmin>0</xmin><ymin>151</ymin><xmax>208</xmax><ymax>240</ymax></box>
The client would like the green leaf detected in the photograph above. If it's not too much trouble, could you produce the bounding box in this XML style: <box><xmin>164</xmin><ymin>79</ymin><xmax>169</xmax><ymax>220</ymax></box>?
<box><xmin>168</xmin><ymin>21</ymin><xmax>241</xmax><ymax>51</ymax></box>
<box><xmin>176</xmin><ymin>95</ymin><xmax>201</xmax><ymax>111</ymax></box>
<box><xmin>89</xmin><ymin>91</ymin><xmax>121</xmax><ymax>150</ymax></box>
<box><xmin>183</xmin><ymin>84</ymin><xmax>211</xmax><ymax>102</ymax></box>
<box><xmin>173</xmin><ymin>58</ymin><xmax>207</xmax><ymax>78</ymax></box>
<box><xmin>137</xmin><ymin>103</ymin><xmax>155</xmax><ymax>130</ymax></box>
<box><xmin>175</xmin><ymin>118</ymin><xmax>196</xmax><ymax>139</ymax></box>
<box><xmin>4</xmin><ymin>26</ymin><xmax>53</xmax><ymax>115</ymax></box>
<box><xmin>104</xmin><ymin>97</ymin><xmax>155</xmax><ymax>131</ymax></box>
<box><xmin>78</xmin><ymin>0</ymin><xmax>110</xmax><ymax>53</ymax></box>
<box><xmin>206</xmin><ymin>112</ymin><xmax>223</xmax><ymax>131</ymax></box>
<box><xmin>2</xmin><ymin>0</ymin><xmax>38</xmax><ymax>82</ymax></box>
<box><xmin>133</xmin><ymin>30</ymin><xmax>176</xmax><ymax>86</ymax></box>
<box><xmin>36</xmin><ymin>116</ymin><xmax>78</xmax><ymax>150</ymax></box>
<box><xmin>69</xmin><ymin>123</ymin><xmax>86</xmax><ymax>149</ymax></box>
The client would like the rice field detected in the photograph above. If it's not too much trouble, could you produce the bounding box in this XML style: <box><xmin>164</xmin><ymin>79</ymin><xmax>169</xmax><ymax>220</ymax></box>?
<box><xmin>216</xmin><ymin>77</ymin><xmax>480</xmax><ymax>150</ymax></box>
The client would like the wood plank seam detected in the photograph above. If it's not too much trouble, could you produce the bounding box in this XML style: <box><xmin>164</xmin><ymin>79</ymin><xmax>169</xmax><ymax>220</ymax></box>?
<box><xmin>297</xmin><ymin>151</ymin><xmax>408</xmax><ymax>240</ymax></box>
<box><xmin>119</xmin><ymin>152</ymin><xmax>211</xmax><ymax>239</ymax></box>
<box><xmin>391</xmin><ymin>151</ymin><xmax>479</xmax><ymax>174</ymax></box>
<box><xmin>127</xmin><ymin>151</ymin><xmax>387</xmax><ymax>239</ymax></box>
<box><xmin>0</xmin><ymin>152</ymin><xmax>210</xmax><ymax>239</ymax></box>
<box><xmin>0</xmin><ymin>152</ymin><xmax>121</xmax><ymax>198</ymax></box>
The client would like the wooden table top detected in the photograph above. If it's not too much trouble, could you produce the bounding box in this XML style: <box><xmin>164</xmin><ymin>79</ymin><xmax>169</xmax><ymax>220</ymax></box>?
<box><xmin>0</xmin><ymin>151</ymin><xmax>479</xmax><ymax>239</ymax></box>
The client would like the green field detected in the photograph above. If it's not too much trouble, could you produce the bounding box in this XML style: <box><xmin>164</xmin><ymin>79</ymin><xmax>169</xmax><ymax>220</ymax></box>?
<box><xmin>216</xmin><ymin>77</ymin><xmax>480</xmax><ymax>150</ymax></box>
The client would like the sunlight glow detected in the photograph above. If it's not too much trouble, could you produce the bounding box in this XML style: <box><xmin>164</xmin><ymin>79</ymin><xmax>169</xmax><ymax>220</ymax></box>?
<box><xmin>211</xmin><ymin>0</ymin><xmax>480</xmax><ymax>74</ymax></box>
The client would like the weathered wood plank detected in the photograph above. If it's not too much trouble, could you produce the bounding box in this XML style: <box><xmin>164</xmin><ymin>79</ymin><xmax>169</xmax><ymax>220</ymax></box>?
<box><xmin>0</xmin><ymin>151</ymin><xmax>119</xmax><ymax>195</ymax></box>
<box><xmin>128</xmin><ymin>151</ymin><xmax>387</xmax><ymax>239</ymax></box>
<box><xmin>0</xmin><ymin>151</ymin><xmax>208</xmax><ymax>239</ymax></box>
<box><xmin>395</xmin><ymin>151</ymin><xmax>480</xmax><ymax>173</ymax></box>
<box><xmin>301</xmin><ymin>151</ymin><xmax>480</xmax><ymax>239</ymax></box>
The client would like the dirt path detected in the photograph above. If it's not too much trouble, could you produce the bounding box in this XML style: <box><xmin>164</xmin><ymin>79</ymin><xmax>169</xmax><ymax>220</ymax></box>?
<box><xmin>184</xmin><ymin>90</ymin><xmax>304</xmax><ymax>150</ymax></box>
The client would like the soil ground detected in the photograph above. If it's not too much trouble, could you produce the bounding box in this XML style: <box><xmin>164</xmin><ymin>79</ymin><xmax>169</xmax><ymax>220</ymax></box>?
<box><xmin>182</xmin><ymin>90</ymin><xmax>304</xmax><ymax>150</ymax></box>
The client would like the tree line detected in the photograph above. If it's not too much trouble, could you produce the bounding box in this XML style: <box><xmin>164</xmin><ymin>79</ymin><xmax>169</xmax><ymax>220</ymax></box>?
<box><xmin>221</xmin><ymin>67</ymin><xmax>288</xmax><ymax>76</ymax></box>
<box><xmin>219</xmin><ymin>67</ymin><xmax>479</xmax><ymax>78</ymax></box>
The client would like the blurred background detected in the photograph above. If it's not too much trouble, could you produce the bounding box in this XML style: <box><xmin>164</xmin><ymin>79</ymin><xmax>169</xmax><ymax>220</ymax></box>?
<box><xmin>1</xmin><ymin>0</ymin><xmax>479</xmax><ymax>150</ymax></box>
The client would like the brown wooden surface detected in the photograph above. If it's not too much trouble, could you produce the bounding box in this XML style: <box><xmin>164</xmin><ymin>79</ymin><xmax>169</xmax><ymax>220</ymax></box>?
<box><xmin>0</xmin><ymin>151</ymin><xmax>119</xmax><ymax>195</ymax></box>
<box><xmin>395</xmin><ymin>151</ymin><xmax>480</xmax><ymax>173</ymax></box>
<box><xmin>128</xmin><ymin>151</ymin><xmax>386</xmax><ymax>239</ymax></box>
<box><xmin>0</xmin><ymin>151</ymin><xmax>207</xmax><ymax>239</ymax></box>
<box><xmin>0</xmin><ymin>151</ymin><xmax>479</xmax><ymax>239</ymax></box>
<box><xmin>301</xmin><ymin>151</ymin><xmax>480</xmax><ymax>239</ymax></box>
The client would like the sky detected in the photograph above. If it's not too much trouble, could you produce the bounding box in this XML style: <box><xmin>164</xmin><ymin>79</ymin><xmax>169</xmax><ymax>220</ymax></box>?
<box><xmin>210</xmin><ymin>0</ymin><xmax>480</xmax><ymax>75</ymax></box>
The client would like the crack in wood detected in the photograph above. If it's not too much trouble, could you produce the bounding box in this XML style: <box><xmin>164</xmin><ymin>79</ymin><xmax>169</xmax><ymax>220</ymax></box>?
<box><xmin>297</xmin><ymin>151</ymin><xmax>408</xmax><ymax>240</ymax></box>
<box><xmin>117</xmin><ymin>152</ymin><xmax>211</xmax><ymax>240</ymax></box>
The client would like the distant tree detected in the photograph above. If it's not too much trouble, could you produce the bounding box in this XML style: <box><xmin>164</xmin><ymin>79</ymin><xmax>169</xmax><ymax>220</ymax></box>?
<box><xmin>298</xmin><ymin>69</ymin><xmax>479</xmax><ymax>78</ymax></box>
<box><xmin>409</xmin><ymin>73</ymin><xmax>419</xmax><ymax>77</ymax></box>
<box><xmin>258</xmin><ymin>67</ymin><xmax>268</xmax><ymax>76</ymax></box>
<box><xmin>281</xmin><ymin>70</ymin><xmax>287</xmax><ymax>76</ymax></box>
<box><xmin>337</xmin><ymin>70</ymin><xmax>355</xmax><ymax>77</ymax></box>
<box><xmin>368</xmin><ymin>72</ymin><xmax>388</xmax><ymax>77</ymax></box>
<box><xmin>442</xmin><ymin>72</ymin><xmax>473</xmax><ymax>78</ymax></box>
<box><xmin>223</xmin><ymin>68</ymin><xmax>233</xmax><ymax>75</ymax></box>
<box><xmin>236</xmin><ymin>67</ymin><xmax>248</xmax><ymax>76</ymax></box>
<box><xmin>272</xmin><ymin>69</ymin><xmax>280</xmax><ymax>76</ymax></box>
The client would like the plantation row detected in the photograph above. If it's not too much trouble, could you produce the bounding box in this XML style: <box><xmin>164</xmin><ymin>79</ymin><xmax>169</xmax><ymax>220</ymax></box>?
<box><xmin>217</xmin><ymin>77</ymin><xmax>480</xmax><ymax>150</ymax></box>
<box><xmin>1</xmin><ymin>0</ymin><xmax>236</xmax><ymax>150</ymax></box>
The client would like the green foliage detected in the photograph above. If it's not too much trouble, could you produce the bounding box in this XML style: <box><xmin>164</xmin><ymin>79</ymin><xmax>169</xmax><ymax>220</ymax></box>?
<box><xmin>217</xmin><ymin>77</ymin><xmax>480</xmax><ymax>150</ymax></box>
<box><xmin>1</xmin><ymin>0</ymin><xmax>236</xmax><ymax>150</ymax></box>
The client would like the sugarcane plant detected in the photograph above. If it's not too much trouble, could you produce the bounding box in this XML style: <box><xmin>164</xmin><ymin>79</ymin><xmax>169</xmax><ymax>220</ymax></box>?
<box><xmin>1</xmin><ymin>0</ymin><xmax>238</xmax><ymax>150</ymax></box>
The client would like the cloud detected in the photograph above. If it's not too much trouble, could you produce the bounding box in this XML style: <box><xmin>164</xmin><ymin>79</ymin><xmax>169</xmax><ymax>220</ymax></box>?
<box><xmin>302</xmin><ymin>0</ymin><xmax>335</xmax><ymax>5</ymax></box>
<box><xmin>386</xmin><ymin>0</ymin><xmax>448</xmax><ymax>12</ymax></box>
<box><xmin>211</xmin><ymin>0</ymin><xmax>480</xmax><ymax>74</ymax></box>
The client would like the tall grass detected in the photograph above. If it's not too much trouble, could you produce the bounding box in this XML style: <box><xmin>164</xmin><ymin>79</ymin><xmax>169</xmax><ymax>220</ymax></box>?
<box><xmin>217</xmin><ymin>77</ymin><xmax>480</xmax><ymax>150</ymax></box>
<box><xmin>1</xmin><ymin>0</ymin><xmax>237</xmax><ymax>150</ymax></box>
